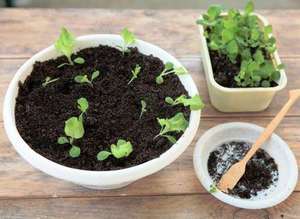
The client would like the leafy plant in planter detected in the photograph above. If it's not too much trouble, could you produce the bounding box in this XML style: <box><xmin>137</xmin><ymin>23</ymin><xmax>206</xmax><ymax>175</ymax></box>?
<box><xmin>197</xmin><ymin>1</ymin><xmax>284</xmax><ymax>88</ymax></box>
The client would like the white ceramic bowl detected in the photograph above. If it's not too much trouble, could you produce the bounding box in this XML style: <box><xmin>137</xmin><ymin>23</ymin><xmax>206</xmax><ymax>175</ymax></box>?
<box><xmin>3</xmin><ymin>34</ymin><xmax>201</xmax><ymax>189</ymax></box>
<box><xmin>193</xmin><ymin>122</ymin><xmax>298</xmax><ymax>209</ymax></box>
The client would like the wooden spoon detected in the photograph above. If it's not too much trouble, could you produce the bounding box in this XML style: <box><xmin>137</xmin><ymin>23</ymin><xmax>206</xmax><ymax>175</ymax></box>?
<box><xmin>218</xmin><ymin>89</ymin><xmax>300</xmax><ymax>193</ymax></box>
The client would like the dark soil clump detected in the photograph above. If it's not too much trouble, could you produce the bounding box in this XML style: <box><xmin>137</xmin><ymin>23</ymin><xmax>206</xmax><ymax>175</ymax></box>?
<box><xmin>15</xmin><ymin>45</ymin><xmax>190</xmax><ymax>171</ymax></box>
<box><xmin>208</xmin><ymin>141</ymin><xmax>278</xmax><ymax>199</ymax></box>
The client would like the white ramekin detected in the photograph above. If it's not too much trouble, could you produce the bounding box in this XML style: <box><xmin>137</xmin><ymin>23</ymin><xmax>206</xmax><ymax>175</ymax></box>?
<box><xmin>198</xmin><ymin>13</ymin><xmax>287</xmax><ymax>112</ymax></box>
<box><xmin>3</xmin><ymin>34</ymin><xmax>201</xmax><ymax>189</ymax></box>
<box><xmin>193</xmin><ymin>122</ymin><xmax>298</xmax><ymax>209</ymax></box>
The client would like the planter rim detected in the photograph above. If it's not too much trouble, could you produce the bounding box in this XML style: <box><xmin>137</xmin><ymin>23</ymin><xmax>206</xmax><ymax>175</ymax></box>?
<box><xmin>3</xmin><ymin>34</ymin><xmax>201</xmax><ymax>186</ymax></box>
<box><xmin>198</xmin><ymin>12</ymin><xmax>287</xmax><ymax>93</ymax></box>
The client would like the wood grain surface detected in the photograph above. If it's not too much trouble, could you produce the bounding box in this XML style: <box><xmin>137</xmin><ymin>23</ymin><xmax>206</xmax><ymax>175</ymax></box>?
<box><xmin>0</xmin><ymin>9</ymin><xmax>300</xmax><ymax>219</ymax></box>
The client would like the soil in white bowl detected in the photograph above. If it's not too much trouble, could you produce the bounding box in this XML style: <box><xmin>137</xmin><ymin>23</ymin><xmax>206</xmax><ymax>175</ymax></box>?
<box><xmin>15</xmin><ymin>45</ymin><xmax>190</xmax><ymax>171</ymax></box>
<box><xmin>208</xmin><ymin>141</ymin><xmax>279</xmax><ymax>199</ymax></box>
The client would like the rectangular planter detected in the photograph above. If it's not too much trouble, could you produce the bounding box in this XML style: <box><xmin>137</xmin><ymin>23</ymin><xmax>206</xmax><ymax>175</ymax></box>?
<box><xmin>198</xmin><ymin>13</ymin><xmax>287</xmax><ymax>112</ymax></box>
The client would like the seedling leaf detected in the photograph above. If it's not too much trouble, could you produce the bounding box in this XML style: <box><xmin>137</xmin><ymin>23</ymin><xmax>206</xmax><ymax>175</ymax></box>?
<box><xmin>64</xmin><ymin>117</ymin><xmax>84</xmax><ymax>139</ymax></box>
<box><xmin>74</xmin><ymin>57</ymin><xmax>85</xmax><ymax>64</ymax></box>
<box><xmin>77</xmin><ymin>97</ymin><xmax>89</xmax><ymax>114</ymax></box>
<box><xmin>139</xmin><ymin>100</ymin><xmax>147</xmax><ymax>119</ymax></box>
<box><xmin>42</xmin><ymin>76</ymin><xmax>59</xmax><ymax>87</ymax></box>
<box><xmin>69</xmin><ymin>145</ymin><xmax>81</xmax><ymax>158</ymax></box>
<box><xmin>55</xmin><ymin>27</ymin><xmax>75</xmax><ymax>64</ymax></box>
<box><xmin>57</xmin><ymin>136</ymin><xmax>69</xmax><ymax>144</ymax></box>
<box><xmin>110</xmin><ymin>139</ymin><xmax>133</xmax><ymax>159</ymax></box>
<box><xmin>91</xmin><ymin>70</ymin><xmax>100</xmax><ymax>81</ymax></box>
<box><xmin>128</xmin><ymin>64</ymin><xmax>141</xmax><ymax>85</ymax></box>
<box><xmin>97</xmin><ymin>151</ymin><xmax>112</xmax><ymax>161</ymax></box>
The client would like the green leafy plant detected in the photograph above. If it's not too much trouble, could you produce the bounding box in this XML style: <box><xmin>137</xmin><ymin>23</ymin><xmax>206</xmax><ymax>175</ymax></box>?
<box><xmin>165</xmin><ymin>94</ymin><xmax>205</xmax><ymax>111</ymax></box>
<box><xmin>128</xmin><ymin>64</ymin><xmax>141</xmax><ymax>85</ymax></box>
<box><xmin>118</xmin><ymin>28</ymin><xmax>136</xmax><ymax>54</ymax></box>
<box><xmin>74</xmin><ymin>70</ymin><xmax>100</xmax><ymax>87</ymax></box>
<box><xmin>55</xmin><ymin>27</ymin><xmax>85</xmax><ymax>68</ymax></box>
<box><xmin>97</xmin><ymin>139</ymin><xmax>133</xmax><ymax>161</ymax></box>
<box><xmin>155</xmin><ymin>112</ymin><xmax>188</xmax><ymax>143</ymax></box>
<box><xmin>139</xmin><ymin>100</ymin><xmax>147</xmax><ymax>119</ymax></box>
<box><xmin>156</xmin><ymin>62</ymin><xmax>188</xmax><ymax>84</ymax></box>
<box><xmin>196</xmin><ymin>1</ymin><xmax>284</xmax><ymax>88</ymax></box>
<box><xmin>57</xmin><ymin>97</ymin><xmax>89</xmax><ymax>158</ymax></box>
<box><xmin>42</xmin><ymin>76</ymin><xmax>59</xmax><ymax>87</ymax></box>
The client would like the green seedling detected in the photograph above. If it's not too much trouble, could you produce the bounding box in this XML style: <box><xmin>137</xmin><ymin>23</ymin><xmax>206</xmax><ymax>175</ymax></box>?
<box><xmin>209</xmin><ymin>184</ymin><xmax>217</xmax><ymax>193</ymax></box>
<box><xmin>128</xmin><ymin>64</ymin><xmax>141</xmax><ymax>85</ymax></box>
<box><xmin>155</xmin><ymin>112</ymin><xmax>188</xmax><ymax>144</ymax></box>
<box><xmin>139</xmin><ymin>100</ymin><xmax>147</xmax><ymax>119</ymax></box>
<box><xmin>55</xmin><ymin>27</ymin><xmax>85</xmax><ymax>68</ymax></box>
<box><xmin>156</xmin><ymin>62</ymin><xmax>187</xmax><ymax>84</ymax></box>
<box><xmin>57</xmin><ymin>97</ymin><xmax>89</xmax><ymax>158</ymax></box>
<box><xmin>97</xmin><ymin>139</ymin><xmax>133</xmax><ymax>161</ymax></box>
<box><xmin>42</xmin><ymin>76</ymin><xmax>59</xmax><ymax>87</ymax></box>
<box><xmin>74</xmin><ymin>70</ymin><xmax>100</xmax><ymax>87</ymax></box>
<box><xmin>196</xmin><ymin>1</ymin><xmax>284</xmax><ymax>87</ymax></box>
<box><xmin>118</xmin><ymin>28</ymin><xmax>136</xmax><ymax>54</ymax></box>
<box><xmin>165</xmin><ymin>94</ymin><xmax>205</xmax><ymax>111</ymax></box>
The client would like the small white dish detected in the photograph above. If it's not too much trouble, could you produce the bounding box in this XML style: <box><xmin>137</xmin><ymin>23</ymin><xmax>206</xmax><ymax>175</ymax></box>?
<box><xmin>193</xmin><ymin>122</ymin><xmax>298</xmax><ymax>209</ymax></box>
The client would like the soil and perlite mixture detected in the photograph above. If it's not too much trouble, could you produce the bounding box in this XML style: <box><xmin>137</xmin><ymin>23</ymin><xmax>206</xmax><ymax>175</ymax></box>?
<box><xmin>208</xmin><ymin>141</ymin><xmax>278</xmax><ymax>199</ymax></box>
<box><xmin>15</xmin><ymin>45</ymin><xmax>190</xmax><ymax>171</ymax></box>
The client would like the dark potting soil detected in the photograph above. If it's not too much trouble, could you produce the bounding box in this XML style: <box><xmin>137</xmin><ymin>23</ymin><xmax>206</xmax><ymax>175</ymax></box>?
<box><xmin>15</xmin><ymin>45</ymin><xmax>190</xmax><ymax>171</ymax></box>
<box><xmin>209</xmin><ymin>49</ymin><xmax>278</xmax><ymax>88</ymax></box>
<box><xmin>208</xmin><ymin>141</ymin><xmax>279</xmax><ymax>199</ymax></box>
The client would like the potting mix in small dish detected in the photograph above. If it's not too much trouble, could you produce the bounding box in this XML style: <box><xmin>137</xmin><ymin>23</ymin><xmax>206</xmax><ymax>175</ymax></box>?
<box><xmin>208</xmin><ymin>141</ymin><xmax>279</xmax><ymax>199</ymax></box>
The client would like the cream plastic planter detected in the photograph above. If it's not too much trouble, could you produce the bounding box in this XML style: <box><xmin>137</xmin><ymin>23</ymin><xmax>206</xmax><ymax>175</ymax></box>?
<box><xmin>3</xmin><ymin>34</ymin><xmax>201</xmax><ymax>190</ymax></box>
<box><xmin>194</xmin><ymin>122</ymin><xmax>298</xmax><ymax>209</ymax></box>
<box><xmin>198</xmin><ymin>13</ymin><xmax>287</xmax><ymax>112</ymax></box>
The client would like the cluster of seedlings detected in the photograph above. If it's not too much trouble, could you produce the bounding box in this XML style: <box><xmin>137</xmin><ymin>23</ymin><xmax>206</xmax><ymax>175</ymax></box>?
<box><xmin>38</xmin><ymin>27</ymin><xmax>204</xmax><ymax>161</ymax></box>
<box><xmin>197</xmin><ymin>1</ymin><xmax>284</xmax><ymax>88</ymax></box>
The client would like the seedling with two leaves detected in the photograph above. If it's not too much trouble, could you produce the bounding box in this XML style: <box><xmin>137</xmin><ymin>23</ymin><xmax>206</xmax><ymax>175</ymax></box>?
<box><xmin>139</xmin><ymin>100</ymin><xmax>147</xmax><ymax>119</ymax></box>
<box><xmin>156</xmin><ymin>62</ymin><xmax>188</xmax><ymax>85</ymax></box>
<box><xmin>155</xmin><ymin>112</ymin><xmax>188</xmax><ymax>144</ymax></box>
<box><xmin>74</xmin><ymin>70</ymin><xmax>100</xmax><ymax>87</ymax></box>
<box><xmin>42</xmin><ymin>76</ymin><xmax>59</xmax><ymax>87</ymax></box>
<box><xmin>165</xmin><ymin>94</ymin><xmax>205</xmax><ymax>111</ymax></box>
<box><xmin>128</xmin><ymin>64</ymin><xmax>141</xmax><ymax>85</ymax></box>
<box><xmin>57</xmin><ymin>97</ymin><xmax>89</xmax><ymax>158</ymax></box>
<box><xmin>55</xmin><ymin>27</ymin><xmax>85</xmax><ymax>68</ymax></box>
<box><xmin>117</xmin><ymin>28</ymin><xmax>136</xmax><ymax>54</ymax></box>
<box><xmin>97</xmin><ymin>139</ymin><xmax>133</xmax><ymax>161</ymax></box>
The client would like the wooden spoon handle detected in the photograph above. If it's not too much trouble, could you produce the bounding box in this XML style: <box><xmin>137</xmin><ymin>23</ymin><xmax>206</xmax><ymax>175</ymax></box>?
<box><xmin>243</xmin><ymin>90</ymin><xmax>300</xmax><ymax>162</ymax></box>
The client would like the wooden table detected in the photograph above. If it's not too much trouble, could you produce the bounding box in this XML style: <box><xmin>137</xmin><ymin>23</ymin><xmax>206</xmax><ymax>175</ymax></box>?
<box><xmin>0</xmin><ymin>9</ymin><xmax>300</xmax><ymax>219</ymax></box>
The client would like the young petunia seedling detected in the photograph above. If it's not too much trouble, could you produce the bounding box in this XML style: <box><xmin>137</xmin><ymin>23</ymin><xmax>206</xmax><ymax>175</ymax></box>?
<box><xmin>97</xmin><ymin>139</ymin><xmax>133</xmax><ymax>161</ymax></box>
<box><xmin>74</xmin><ymin>70</ymin><xmax>100</xmax><ymax>87</ymax></box>
<box><xmin>156</xmin><ymin>62</ymin><xmax>188</xmax><ymax>85</ymax></box>
<box><xmin>154</xmin><ymin>112</ymin><xmax>188</xmax><ymax>143</ymax></box>
<box><xmin>128</xmin><ymin>64</ymin><xmax>141</xmax><ymax>85</ymax></box>
<box><xmin>165</xmin><ymin>94</ymin><xmax>205</xmax><ymax>111</ymax></box>
<box><xmin>57</xmin><ymin>97</ymin><xmax>89</xmax><ymax>158</ymax></box>
<box><xmin>42</xmin><ymin>76</ymin><xmax>59</xmax><ymax>87</ymax></box>
<box><xmin>55</xmin><ymin>27</ymin><xmax>85</xmax><ymax>68</ymax></box>
<box><xmin>139</xmin><ymin>100</ymin><xmax>147</xmax><ymax>119</ymax></box>
<box><xmin>118</xmin><ymin>28</ymin><xmax>136</xmax><ymax>54</ymax></box>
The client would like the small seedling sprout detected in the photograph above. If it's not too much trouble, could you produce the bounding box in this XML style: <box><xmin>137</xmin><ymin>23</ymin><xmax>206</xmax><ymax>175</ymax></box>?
<box><xmin>154</xmin><ymin>112</ymin><xmax>188</xmax><ymax>143</ymax></box>
<box><xmin>139</xmin><ymin>100</ymin><xmax>147</xmax><ymax>119</ymax></box>
<box><xmin>55</xmin><ymin>27</ymin><xmax>85</xmax><ymax>68</ymax></box>
<box><xmin>74</xmin><ymin>70</ymin><xmax>100</xmax><ymax>87</ymax></box>
<box><xmin>128</xmin><ymin>64</ymin><xmax>141</xmax><ymax>85</ymax></box>
<box><xmin>165</xmin><ymin>94</ymin><xmax>205</xmax><ymax>111</ymax></box>
<box><xmin>118</xmin><ymin>28</ymin><xmax>136</xmax><ymax>54</ymax></box>
<box><xmin>42</xmin><ymin>76</ymin><xmax>59</xmax><ymax>87</ymax></box>
<box><xmin>97</xmin><ymin>139</ymin><xmax>133</xmax><ymax>161</ymax></box>
<box><xmin>156</xmin><ymin>62</ymin><xmax>188</xmax><ymax>84</ymax></box>
<box><xmin>57</xmin><ymin>97</ymin><xmax>89</xmax><ymax>158</ymax></box>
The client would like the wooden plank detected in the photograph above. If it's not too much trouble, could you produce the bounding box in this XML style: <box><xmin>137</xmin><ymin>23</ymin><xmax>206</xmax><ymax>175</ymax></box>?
<box><xmin>0</xmin><ymin>9</ymin><xmax>299</xmax><ymax>58</ymax></box>
<box><xmin>0</xmin><ymin>193</ymin><xmax>299</xmax><ymax>219</ymax></box>
<box><xmin>1</xmin><ymin>57</ymin><xmax>299</xmax><ymax>120</ymax></box>
<box><xmin>0</xmin><ymin>116</ymin><xmax>299</xmax><ymax>199</ymax></box>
